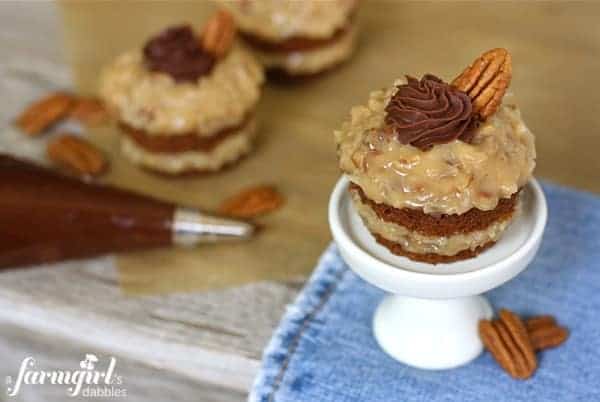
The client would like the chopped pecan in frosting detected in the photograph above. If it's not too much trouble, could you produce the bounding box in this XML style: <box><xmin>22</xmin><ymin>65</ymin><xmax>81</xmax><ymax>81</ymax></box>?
<box><xmin>384</xmin><ymin>74</ymin><xmax>477</xmax><ymax>151</ymax></box>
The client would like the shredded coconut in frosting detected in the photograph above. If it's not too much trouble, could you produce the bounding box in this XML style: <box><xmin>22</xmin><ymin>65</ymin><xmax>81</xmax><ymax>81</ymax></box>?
<box><xmin>101</xmin><ymin>44</ymin><xmax>263</xmax><ymax>136</ymax></box>
<box><xmin>335</xmin><ymin>79</ymin><xmax>536</xmax><ymax>215</ymax></box>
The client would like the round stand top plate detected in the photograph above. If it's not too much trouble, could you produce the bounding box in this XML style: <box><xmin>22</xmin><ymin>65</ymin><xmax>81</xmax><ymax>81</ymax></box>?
<box><xmin>329</xmin><ymin>176</ymin><xmax>548</xmax><ymax>298</ymax></box>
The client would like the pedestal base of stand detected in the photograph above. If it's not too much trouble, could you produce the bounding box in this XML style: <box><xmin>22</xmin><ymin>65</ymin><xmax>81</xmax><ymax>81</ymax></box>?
<box><xmin>373</xmin><ymin>294</ymin><xmax>492</xmax><ymax>370</ymax></box>
<box><xmin>330</xmin><ymin>177</ymin><xmax>547</xmax><ymax>370</ymax></box>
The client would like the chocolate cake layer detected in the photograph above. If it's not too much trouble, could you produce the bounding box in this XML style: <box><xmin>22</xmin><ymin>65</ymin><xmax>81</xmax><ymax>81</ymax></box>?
<box><xmin>373</xmin><ymin>233</ymin><xmax>496</xmax><ymax>264</ymax></box>
<box><xmin>120</xmin><ymin>115</ymin><xmax>251</xmax><ymax>154</ymax></box>
<box><xmin>350</xmin><ymin>183</ymin><xmax>518</xmax><ymax>237</ymax></box>
<box><xmin>239</xmin><ymin>22</ymin><xmax>350</xmax><ymax>53</ymax></box>
<box><xmin>120</xmin><ymin>117</ymin><xmax>256</xmax><ymax>174</ymax></box>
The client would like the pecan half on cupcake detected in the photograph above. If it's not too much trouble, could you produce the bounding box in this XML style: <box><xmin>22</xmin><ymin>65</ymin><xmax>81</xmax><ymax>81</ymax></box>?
<box><xmin>219</xmin><ymin>0</ymin><xmax>359</xmax><ymax>79</ymax></box>
<box><xmin>334</xmin><ymin>49</ymin><xmax>536</xmax><ymax>264</ymax></box>
<box><xmin>100</xmin><ymin>11</ymin><xmax>264</xmax><ymax>175</ymax></box>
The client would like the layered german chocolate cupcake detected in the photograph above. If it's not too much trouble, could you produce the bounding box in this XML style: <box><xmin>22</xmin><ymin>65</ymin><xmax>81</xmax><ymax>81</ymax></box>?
<box><xmin>220</xmin><ymin>0</ymin><xmax>358</xmax><ymax>78</ymax></box>
<box><xmin>101</xmin><ymin>11</ymin><xmax>264</xmax><ymax>175</ymax></box>
<box><xmin>335</xmin><ymin>49</ymin><xmax>536</xmax><ymax>263</ymax></box>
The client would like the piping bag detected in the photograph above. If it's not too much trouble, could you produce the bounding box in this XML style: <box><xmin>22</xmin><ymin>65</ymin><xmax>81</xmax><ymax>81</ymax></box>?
<box><xmin>0</xmin><ymin>154</ymin><xmax>254</xmax><ymax>269</ymax></box>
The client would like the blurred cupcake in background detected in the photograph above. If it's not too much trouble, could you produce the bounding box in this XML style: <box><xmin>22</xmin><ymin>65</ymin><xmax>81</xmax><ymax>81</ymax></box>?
<box><xmin>100</xmin><ymin>11</ymin><xmax>264</xmax><ymax>175</ymax></box>
<box><xmin>220</xmin><ymin>0</ymin><xmax>359</xmax><ymax>79</ymax></box>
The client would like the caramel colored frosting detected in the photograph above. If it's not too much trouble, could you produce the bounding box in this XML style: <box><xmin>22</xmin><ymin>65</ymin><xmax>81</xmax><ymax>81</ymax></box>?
<box><xmin>219</xmin><ymin>0</ymin><xmax>357</xmax><ymax>41</ymax></box>
<box><xmin>335</xmin><ymin>79</ymin><xmax>536</xmax><ymax>215</ymax></box>
<box><xmin>143</xmin><ymin>25</ymin><xmax>215</xmax><ymax>83</ymax></box>
<box><xmin>101</xmin><ymin>43</ymin><xmax>263</xmax><ymax>136</ymax></box>
<box><xmin>385</xmin><ymin>75</ymin><xmax>476</xmax><ymax>150</ymax></box>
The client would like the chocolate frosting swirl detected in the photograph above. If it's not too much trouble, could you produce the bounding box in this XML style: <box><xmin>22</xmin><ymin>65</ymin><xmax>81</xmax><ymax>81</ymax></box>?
<box><xmin>143</xmin><ymin>25</ymin><xmax>215</xmax><ymax>83</ymax></box>
<box><xmin>384</xmin><ymin>74</ymin><xmax>477</xmax><ymax>150</ymax></box>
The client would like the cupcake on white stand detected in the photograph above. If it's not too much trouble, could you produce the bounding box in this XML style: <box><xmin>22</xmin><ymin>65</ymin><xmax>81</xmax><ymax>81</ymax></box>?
<box><xmin>329</xmin><ymin>176</ymin><xmax>547</xmax><ymax>369</ymax></box>
<box><xmin>329</xmin><ymin>49</ymin><xmax>544</xmax><ymax>369</ymax></box>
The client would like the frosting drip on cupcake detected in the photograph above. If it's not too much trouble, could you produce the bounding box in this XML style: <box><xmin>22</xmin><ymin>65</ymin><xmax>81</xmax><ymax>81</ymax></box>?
<box><xmin>143</xmin><ymin>25</ymin><xmax>215</xmax><ymax>83</ymax></box>
<box><xmin>384</xmin><ymin>75</ymin><xmax>477</xmax><ymax>150</ymax></box>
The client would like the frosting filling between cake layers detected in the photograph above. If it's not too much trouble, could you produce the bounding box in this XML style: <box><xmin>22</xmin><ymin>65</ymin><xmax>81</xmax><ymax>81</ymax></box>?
<box><xmin>246</xmin><ymin>24</ymin><xmax>357</xmax><ymax>75</ymax></box>
<box><xmin>350</xmin><ymin>188</ymin><xmax>518</xmax><ymax>257</ymax></box>
<box><xmin>121</xmin><ymin>118</ymin><xmax>257</xmax><ymax>173</ymax></box>
<box><xmin>335</xmin><ymin>81</ymin><xmax>536</xmax><ymax>215</ymax></box>
<box><xmin>120</xmin><ymin>114</ymin><xmax>252</xmax><ymax>154</ymax></box>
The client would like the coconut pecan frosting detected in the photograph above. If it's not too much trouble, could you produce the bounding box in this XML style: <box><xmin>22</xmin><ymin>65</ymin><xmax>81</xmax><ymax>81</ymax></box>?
<box><xmin>384</xmin><ymin>74</ymin><xmax>477</xmax><ymax>150</ymax></box>
<box><xmin>143</xmin><ymin>25</ymin><xmax>215</xmax><ymax>83</ymax></box>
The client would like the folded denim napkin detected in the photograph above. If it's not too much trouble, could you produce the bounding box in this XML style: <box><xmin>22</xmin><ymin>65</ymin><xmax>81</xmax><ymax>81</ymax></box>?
<box><xmin>250</xmin><ymin>182</ymin><xmax>600</xmax><ymax>402</ymax></box>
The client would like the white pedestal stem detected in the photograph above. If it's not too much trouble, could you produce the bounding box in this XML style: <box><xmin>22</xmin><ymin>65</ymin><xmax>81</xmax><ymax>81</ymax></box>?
<box><xmin>328</xmin><ymin>176</ymin><xmax>547</xmax><ymax>370</ymax></box>
<box><xmin>373</xmin><ymin>294</ymin><xmax>492</xmax><ymax>369</ymax></box>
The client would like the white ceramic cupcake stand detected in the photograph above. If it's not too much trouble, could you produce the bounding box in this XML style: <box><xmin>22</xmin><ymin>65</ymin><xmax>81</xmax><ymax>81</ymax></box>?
<box><xmin>329</xmin><ymin>176</ymin><xmax>547</xmax><ymax>370</ymax></box>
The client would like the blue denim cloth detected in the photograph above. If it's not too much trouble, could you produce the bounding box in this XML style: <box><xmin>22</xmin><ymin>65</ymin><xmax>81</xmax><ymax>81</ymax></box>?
<box><xmin>250</xmin><ymin>182</ymin><xmax>600</xmax><ymax>402</ymax></box>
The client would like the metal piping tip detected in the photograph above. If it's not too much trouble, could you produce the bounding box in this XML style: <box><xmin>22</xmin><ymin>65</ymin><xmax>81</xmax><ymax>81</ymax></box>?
<box><xmin>172</xmin><ymin>207</ymin><xmax>254</xmax><ymax>247</ymax></box>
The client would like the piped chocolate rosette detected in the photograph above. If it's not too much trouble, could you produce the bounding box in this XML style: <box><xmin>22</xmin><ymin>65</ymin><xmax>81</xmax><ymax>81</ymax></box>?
<box><xmin>100</xmin><ymin>11</ymin><xmax>264</xmax><ymax>175</ymax></box>
<box><xmin>335</xmin><ymin>49</ymin><xmax>536</xmax><ymax>263</ymax></box>
<box><xmin>219</xmin><ymin>0</ymin><xmax>359</xmax><ymax>79</ymax></box>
